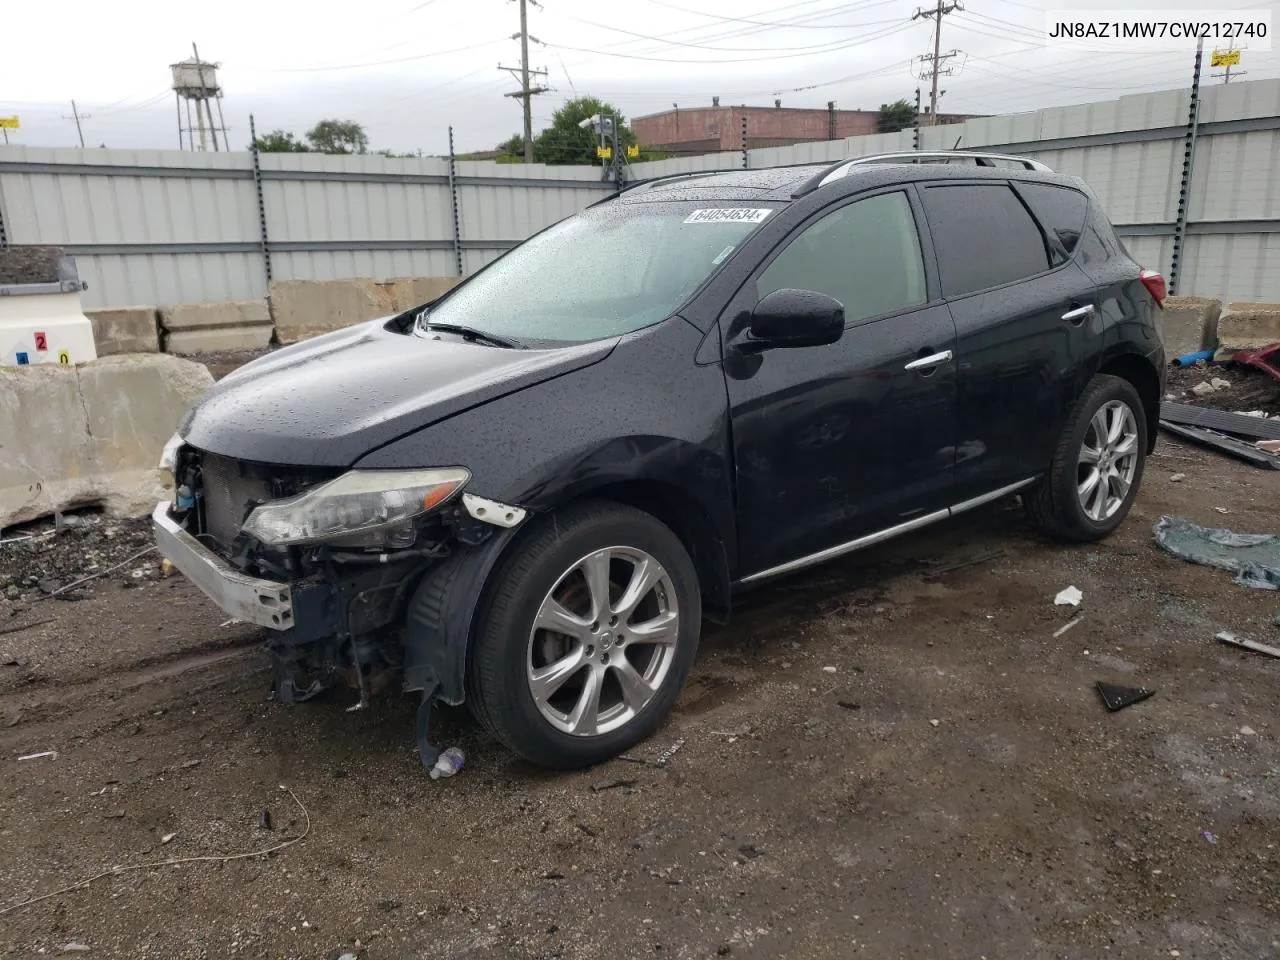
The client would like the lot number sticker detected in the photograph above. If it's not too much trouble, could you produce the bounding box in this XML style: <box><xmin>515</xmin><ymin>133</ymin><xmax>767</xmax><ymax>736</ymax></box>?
<box><xmin>684</xmin><ymin>208</ymin><xmax>772</xmax><ymax>224</ymax></box>
<box><xmin>57</xmin><ymin>349</ymin><xmax>71</xmax><ymax>365</ymax></box>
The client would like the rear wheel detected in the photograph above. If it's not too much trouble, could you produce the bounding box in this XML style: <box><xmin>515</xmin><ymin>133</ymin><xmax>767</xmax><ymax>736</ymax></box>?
<box><xmin>1026</xmin><ymin>374</ymin><xmax>1147</xmax><ymax>541</ymax></box>
<box><xmin>467</xmin><ymin>501</ymin><xmax>700</xmax><ymax>769</ymax></box>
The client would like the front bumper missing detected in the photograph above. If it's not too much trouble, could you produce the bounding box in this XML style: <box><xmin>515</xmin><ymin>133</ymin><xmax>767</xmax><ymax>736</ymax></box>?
<box><xmin>151</xmin><ymin>501</ymin><xmax>295</xmax><ymax>630</ymax></box>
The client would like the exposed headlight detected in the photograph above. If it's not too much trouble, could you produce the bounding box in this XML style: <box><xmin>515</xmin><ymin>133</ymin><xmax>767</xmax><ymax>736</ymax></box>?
<box><xmin>159</xmin><ymin>432</ymin><xmax>183</xmax><ymax>472</ymax></box>
<box><xmin>240</xmin><ymin>468</ymin><xmax>470</xmax><ymax>547</ymax></box>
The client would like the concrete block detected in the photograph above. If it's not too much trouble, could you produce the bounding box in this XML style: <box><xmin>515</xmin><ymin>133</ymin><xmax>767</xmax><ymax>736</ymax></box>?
<box><xmin>164</xmin><ymin>325</ymin><xmax>275</xmax><ymax>354</ymax></box>
<box><xmin>0</xmin><ymin>354</ymin><xmax>213</xmax><ymax>529</ymax></box>
<box><xmin>160</xmin><ymin>299</ymin><xmax>273</xmax><ymax>353</ymax></box>
<box><xmin>1218</xmin><ymin>302</ymin><xmax>1280</xmax><ymax>349</ymax></box>
<box><xmin>86</xmin><ymin>306</ymin><xmax>160</xmax><ymax>355</ymax></box>
<box><xmin>78</xmin><ymin>355</ymin><xmax>214</xmax><ymax>517</ymax></box>
<box><xmin>1159</xmin><ymin>296</ymin><xmax>1221</xmax><ymax>357</ymax></box>
<box><xmin>269</xmin><ymin>277</ymin><xmax>461</xmax><ymax>344</ymax></box>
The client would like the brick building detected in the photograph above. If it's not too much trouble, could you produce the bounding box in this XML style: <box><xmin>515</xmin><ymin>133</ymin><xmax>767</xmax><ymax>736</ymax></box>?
<box><xmin>631</xmin><ymin>100</ymin><xmax>977</xmax><ymax>155</ymax></box>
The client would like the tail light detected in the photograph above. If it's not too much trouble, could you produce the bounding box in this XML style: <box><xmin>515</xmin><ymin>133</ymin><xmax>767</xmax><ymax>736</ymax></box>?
<box><xmin>1139</xmin><ymin>268</ymin><xmax>1167</xmax><ymax>308</ymax></box>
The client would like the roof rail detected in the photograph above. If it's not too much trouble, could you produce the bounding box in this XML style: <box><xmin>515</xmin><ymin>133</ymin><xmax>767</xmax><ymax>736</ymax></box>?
<box><xmin>617</xmin><ymin>169</ymin><xmax>723</xmax><ymax>196</ymax></box>
<box><xmin>794</xmin><ymin>150</ymin><xmax>1052</xmax><ymax>196</ymax></box>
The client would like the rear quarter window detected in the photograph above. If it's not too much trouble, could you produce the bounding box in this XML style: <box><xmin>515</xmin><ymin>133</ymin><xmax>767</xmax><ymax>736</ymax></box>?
<box><xmin>920</xmin><ymin>183</ymin><xmax>1051</xmax><ymax>298</ymax></box>
<box><xmin>1015</xmin><ymin>182</ymin><xmax>1089</xmax><ymax>265</ymax></box>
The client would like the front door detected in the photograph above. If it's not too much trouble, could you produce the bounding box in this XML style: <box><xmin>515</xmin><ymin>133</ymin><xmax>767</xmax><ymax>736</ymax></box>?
<box><xmin>723</xmin><ymin>188</ymin><xmax>959</xmax><ymax>579</ymax></box>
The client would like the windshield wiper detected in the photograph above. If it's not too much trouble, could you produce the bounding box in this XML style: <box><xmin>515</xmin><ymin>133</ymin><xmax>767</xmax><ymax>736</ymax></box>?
<box><xmin>419</xmin><ymin>322</ymin><xmax>522</xmax><ymax>349</ymax></box>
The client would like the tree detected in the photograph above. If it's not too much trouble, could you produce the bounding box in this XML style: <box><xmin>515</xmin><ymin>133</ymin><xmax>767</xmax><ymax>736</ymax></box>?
<box><xmin>532</xmin><ymin>97</ymin><xmax>636</xmax><ymax>166</ymax></box>
<box><xmin>305</xmin><ymin>119</ymin><xmax>369</xmax><ymax>155</ymax></box>
<box><xmin>878</xmin><ymin>99</ymin><xmax>917</xmax><ymax>134</ymax></box>
<box><xmin>253</xmin><ymin>129</ymin><xmax>311</xmax><ymax>153</ymax></box>
<box><xmin>497</xmin><ymin>133</ymin><xmax>525</xmax><ymax>159</ymax></box>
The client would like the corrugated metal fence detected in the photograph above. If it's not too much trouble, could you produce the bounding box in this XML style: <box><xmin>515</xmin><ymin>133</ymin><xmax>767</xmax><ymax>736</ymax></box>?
<box><xmin>1</xmin><ymin>79</ymin><xmax>1278</xmax><ymax>308</ymax></box>
<box><xmin>0</xmin><ymin>144</ymin><xmax>612</xmax><ymax>308</ymax></box>
<box><xmin>630</xmin><ymin>78</ymin><xmax>1280</xmax><ymax>304</ymax></box>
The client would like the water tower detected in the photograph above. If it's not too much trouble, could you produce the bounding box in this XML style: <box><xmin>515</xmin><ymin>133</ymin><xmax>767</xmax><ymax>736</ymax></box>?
<box><xmin>171</xmin><ymin>43</ymin><xmax>229</xmax><ymax>151</ymax></box>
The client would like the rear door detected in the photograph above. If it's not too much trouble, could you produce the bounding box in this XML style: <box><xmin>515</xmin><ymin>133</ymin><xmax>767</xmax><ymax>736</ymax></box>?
<box><xmin>723</xmin><ymin>187</ymin><xmax>959</xmax><ymax>578</ymax></box>
<box><xmin>918</xmin><ymin>180</ymin><xmax>1099</xmax><ymax>504</ymax></box>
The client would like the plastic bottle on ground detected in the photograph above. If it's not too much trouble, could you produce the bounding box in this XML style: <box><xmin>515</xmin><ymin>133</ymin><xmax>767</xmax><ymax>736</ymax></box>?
<box><xmin>429</xmin><ymin>746</ymin><xmax>465</xmax><ymax>780</ymax></box>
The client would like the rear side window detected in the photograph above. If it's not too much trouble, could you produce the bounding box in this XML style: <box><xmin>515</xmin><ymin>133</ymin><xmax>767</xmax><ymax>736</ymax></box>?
<box><xmin>756</xmin><ymin>191</ymin><xmax>926</xmax><ymax>324</ymax></box>
<box><xmin>1017</xmin><ymin>182</ymin><xmax>1088</xmax><ymax>265</ymax></box>
<box><xmin>921</xmin><ymin>184</ymin><xmax>1051</xmax><ymax>297</ymax></box>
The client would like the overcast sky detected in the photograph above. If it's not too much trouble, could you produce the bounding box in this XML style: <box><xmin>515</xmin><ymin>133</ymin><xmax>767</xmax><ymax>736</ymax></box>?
<box><xmin>2</xmin><ymin>0</ymin><xmax>1276</xmax><ymax>156</ymax></box>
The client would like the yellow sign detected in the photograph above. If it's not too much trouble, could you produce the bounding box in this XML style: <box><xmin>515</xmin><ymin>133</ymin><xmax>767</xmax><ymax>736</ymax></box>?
<box><xmin>596</xmin><ymin>146</ymin><xmax>612</xmax><ymax>159</ymax></box>
<box><xmin>0</xmin><ymin>116</ymin><xmax>19</xmax><ymax>130</ymax></box>
<box><xmin>1211</xmin><ymin>49</ymin><xmax>1241</xmax><ymax>67</ymax></box>
<box><xmin>57</xmin><ymin>350</ymin><xmax>71</xmax><ymax>365</ymax></box>
<box><xmin>626</xmin><ymin>144</ymin><xmax>640</xmax><ymax>159</ymax></box>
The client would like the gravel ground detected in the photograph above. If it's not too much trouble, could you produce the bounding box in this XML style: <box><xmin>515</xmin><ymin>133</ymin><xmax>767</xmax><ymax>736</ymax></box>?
<box><xmin>2</xmin><ymin>428</ymin><xmax>1279</xmax><ymax>959</ymax></box>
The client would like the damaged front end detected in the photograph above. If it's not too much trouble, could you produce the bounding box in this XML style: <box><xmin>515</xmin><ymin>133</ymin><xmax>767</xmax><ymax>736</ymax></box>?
<box><xmin>152</xmin><ymin>441</ymin><xmax>525</xmax><ymax>767</ymax></box>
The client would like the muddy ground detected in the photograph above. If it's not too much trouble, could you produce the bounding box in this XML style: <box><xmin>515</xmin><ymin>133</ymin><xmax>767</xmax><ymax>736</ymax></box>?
<box><xmin>3</xmin><ymin>431</ymin><xmax>1280</xmax><ymax>958</ymax></box>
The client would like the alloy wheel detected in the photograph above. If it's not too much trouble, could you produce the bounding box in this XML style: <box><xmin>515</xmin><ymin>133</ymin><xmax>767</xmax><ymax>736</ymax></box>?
<box><xmin>526</xmin><ymin>547</ymin><xmax>680</xmax><ymax>736</ymax></box>
<box><xmin>1076</xmin><ymin>399</ymin><xmax>1139</xmax><ymax>522</ymax></box>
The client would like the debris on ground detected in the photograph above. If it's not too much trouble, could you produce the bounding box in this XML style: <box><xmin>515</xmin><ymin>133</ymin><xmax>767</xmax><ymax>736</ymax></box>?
<box><xmin>653</xmin><ymin>738</ymin><xmax>686</xmax><ymax>768</ymax></box>
<box><xmin>428</xmin><ymin>746</ymin><xmax>465</xmax><ymax>780</ymax></box>
<box><xmin>1053</xmin><ymin>616</ymin><xmax>1083</xmax><ymax>638</ymax></box>
<box><xmin>591</xmin><ymin>778</ymin><xmax>639</xmax><ymax>792</ymax></box>
<box><xmin>1095</xmin><ymin>682</ymin><xmax>1155</xmax><ymax>712</ymax></box>
<box><xmin>259</xmin><ymin>808</ymin><xmax>273</xmax><ymax>830</ymax></box>
<box><xmin>921</xmin><ymin>549</ymin><xmax>1004</xmax><ymax>580</ymax></box>
<box><xmin>161</xmin><ymin>832</ymin><xmax>177</xmax><ymax>844</ymax></box>
<box><xmin>1192</xmin><ymin>381</ymin><xmax>1217</xmax><ymax>397</ymax></box>
<box><xmin>1170</xmin><ymin>473</ymin><xmax>1186</xmax><ymax>482</ymax></box>
<box><xmin>1215</xmin><ymin>631</ymin><xmax>1280</xmax><ymax>659</ymax></box>
<box><xmin>821</xmin><ymin>665</ymin><xmax>837</xmax><ymax>673</ymax></box>
<box><xmin>1054</xmin><ymin>586</ymin><xmax>1083</xmax><ymax>607</ymax></box>
<box><xmin>1258</xmin><ymin>439</ymin><xmax>1280</xmax><ymax>453</ymax></box>
<box><xmin>1161</xmin><ymin>402</ymin><xmax>1280</xmax><ymax>441</ymax></box>
<box><xmin>1160</xmin><ymin>422</ymin><xmax>1280</xmax><ymax>469</ymax></box>
<box><xmin>61</xmin><ymin>943</ymin><xmax>90</xmax><ymax>953</ymax></box>
<box><xmin>1201</xmin><ymin>831</ymin><xmax>1217</xmax><ymax>844</ymax></box>
<box><xmin>1210</xmin><ymin>377</ymin><xmax>1232</xmax><ymax>390</ymax></box>
<box><xmin>1240</xmin><ymin>726</ymin><xmax>1257</xmax><ymax>736</ymax></box>
<box><xmin>1154</xmin><ymin>516</ymin><xmax>1280</xmax><ymax>589</ymax></box>
<box><xmin>18</xmin><ymin>750</ymin><xmax>57</xmax><ymax>761</ymax></box>
<box><xmin>0</xmin><ymin>512</ymin><xmax>156</xmax><ymax>603</ymax></box>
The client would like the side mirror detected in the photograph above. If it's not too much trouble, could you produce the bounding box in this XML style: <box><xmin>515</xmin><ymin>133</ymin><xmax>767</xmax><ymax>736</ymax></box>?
<box><xmin>747</xmin><ymin>288</ymin><xmax>845</xmax><ymax>350</ymax></box>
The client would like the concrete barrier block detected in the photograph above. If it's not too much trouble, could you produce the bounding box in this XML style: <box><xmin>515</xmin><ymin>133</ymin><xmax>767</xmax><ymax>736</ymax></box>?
<box><xmin>270</xmin><ymin>277</ymin><xmax>461</xmax><ymax>344</ymax></box>
<box><xmin>160</xmin><ymin>299</ymin><xmax>271</xmax><ymax>330</ymax></box>
<box><xmin>1159</xmin><ymin>296</ymin><xmax>1221</xmax><ymax>357</ymax></box>
<box><xmin>0</xmin><ymin>355</ymin><xmax>213</xmax><ymax>529</ymax></box>
<box><xmin>86</xmin><ymin>306</ymin><xmax>161</xmax><ymax>355</ymax></box>
<box><xmin>165</xmin><ymin>325</ymin><xmax>275</xmax><ymax>354</ymax></box>
<box><xmin>1219</xmin><ymin>302</ymin><xmax>1280</xmax><ymax>350</ymax></box>
<box><xmin>160</xmin><ymin>299</ymin><xmax>273</xmax><ymax>353</ymax></box>
<box><xmin>78</xmin><ymin>355</ymin><xmax>214</xmax><ymax>516</ymax></box>
<box><xmin>0</xmin><ymin>364</ymin><xmax>96</xmax><ymax>528</ymax></box>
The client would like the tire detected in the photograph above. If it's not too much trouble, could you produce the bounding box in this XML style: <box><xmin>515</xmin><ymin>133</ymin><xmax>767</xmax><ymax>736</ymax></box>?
<box><xmin>1025</xmin><ymin>373</ymin><xmax>1148</xmax><ymax>542</ymax></box>
<box><xmin>467</xmin><ymin>501</ymin><xmax>701</xmax><ymax>769</ymax></box>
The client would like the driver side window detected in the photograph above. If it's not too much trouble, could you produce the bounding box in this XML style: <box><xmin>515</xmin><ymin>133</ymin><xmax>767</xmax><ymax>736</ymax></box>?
<box><xmin>757</xmin><ymin>191</ymin><xmax>926</xmax><ymax>324</ymax></box>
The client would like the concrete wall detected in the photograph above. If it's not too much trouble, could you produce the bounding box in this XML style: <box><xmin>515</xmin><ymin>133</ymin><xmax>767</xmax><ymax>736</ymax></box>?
<box><xmin>0</xmin><ymin>354</ymin><xmax>213</xmax><ymax>529</ymax></box>
<box><xmin>270</xmin><ymin>276</ymin><xmax>460</xmax><ymax>344</ymax></box>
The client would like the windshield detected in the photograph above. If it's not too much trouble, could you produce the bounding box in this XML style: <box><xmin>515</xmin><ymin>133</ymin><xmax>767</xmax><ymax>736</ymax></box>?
<box><xmin>416</xmin><ymin>202</ymin><xmax>776</xmax><ymax>344</ymax></box>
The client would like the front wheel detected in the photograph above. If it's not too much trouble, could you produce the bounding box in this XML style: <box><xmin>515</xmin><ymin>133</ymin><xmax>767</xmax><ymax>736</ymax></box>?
<box><xmin>467</xmin><ymin>501</ymin><xmax>701</xmax><ymax>769</ymax></box>
<box><xmin>1025</xmin><ymin>374</ymin><xmax>1148</xmax><ymax>542</ymax></box>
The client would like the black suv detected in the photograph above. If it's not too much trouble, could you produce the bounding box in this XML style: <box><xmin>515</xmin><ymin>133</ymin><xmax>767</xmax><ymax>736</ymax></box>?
<box><xmin>154</xmin><ymin>153</ymin><xmax>1166</xmax><ymax>770</ymax></box>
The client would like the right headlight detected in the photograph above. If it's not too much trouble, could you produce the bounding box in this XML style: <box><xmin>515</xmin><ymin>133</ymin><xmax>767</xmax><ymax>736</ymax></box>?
<box><xmin>240</xmin><ymin>467</ymin><xmax>470</xmax><ymax>547</ymax></box>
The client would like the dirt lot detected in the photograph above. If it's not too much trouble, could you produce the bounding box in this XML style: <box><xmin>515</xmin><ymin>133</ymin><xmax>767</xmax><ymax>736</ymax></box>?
<box><xmin>3</xmin><ymin>430</ymin><xmax>1279</xmax><ymax>959</ymax></box>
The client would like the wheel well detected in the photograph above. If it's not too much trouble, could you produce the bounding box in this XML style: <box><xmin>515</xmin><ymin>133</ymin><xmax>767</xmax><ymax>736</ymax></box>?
<box><xmin>583</xmin><ymin>480</ymin><xmax>733</xmax><ymax>624</ymax></box>
<box><xmin>1099</xmin><ymin>353</ymin><xmax>1160</xmax><ymax>453</ymax></box>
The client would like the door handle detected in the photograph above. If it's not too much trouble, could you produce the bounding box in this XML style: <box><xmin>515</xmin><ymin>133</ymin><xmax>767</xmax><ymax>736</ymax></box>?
<box><xmin>904</xmin><ymin>349</ymin><xmax>953</xmax><ymax>372</ymax></box>
<box><xmin>1062</xmin><ymin>304</ymin><xmax>1096</xmax><ymax>324</ymax></box>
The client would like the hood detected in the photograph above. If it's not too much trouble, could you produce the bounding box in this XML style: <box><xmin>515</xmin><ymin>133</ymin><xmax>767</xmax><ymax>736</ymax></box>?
<box><xmin>181</xmin><ymin>319</ymin><xmax>615</xmax><ymax>466</ymax></box>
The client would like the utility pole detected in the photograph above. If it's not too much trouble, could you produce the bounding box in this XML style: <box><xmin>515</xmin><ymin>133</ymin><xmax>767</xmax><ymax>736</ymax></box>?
<box><xmin>913</xmin><ymin>0</ymin><xmax>961</xmax><ymax>125</ymax></box>
<box><xmin>62</xmin><ymin>100</ymin><xmax>89</xmax><ymax>148</ymax></box>
<box><xmin>499</xmin><ymin>0</ymin><xmax>548</xmax><ymax>162</ymax></box>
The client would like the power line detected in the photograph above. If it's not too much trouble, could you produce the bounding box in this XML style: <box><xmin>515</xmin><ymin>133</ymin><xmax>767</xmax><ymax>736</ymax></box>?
<box><xmin>275</xmin><ymin>37</ymin><xmax>507</xmax><ymax>72</ymax></box>
<box><xmin>638</xmin><ymin>0</ymin><xmax>904</xmax><ymax>31</ymax></box>
<box><xmin>558</xmin><ymin>12</ymin><xmax>904</xmax><ymax>52</ymax></box>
